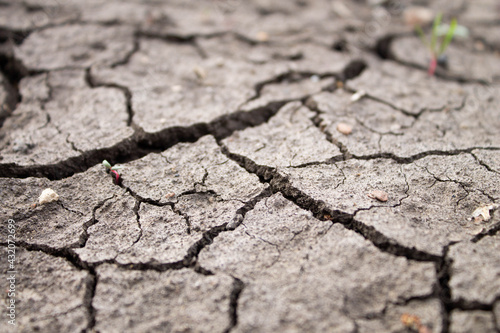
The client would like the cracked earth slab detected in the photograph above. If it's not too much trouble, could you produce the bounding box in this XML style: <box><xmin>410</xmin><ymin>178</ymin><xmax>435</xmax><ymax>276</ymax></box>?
<box><xmin>45</xmin><ymin>70</ymin><xmax>134</xmax><ymax>152</ymax></box>
<box><xmin>2</xmin><ymin>1</ymin><xmax>500</xmax><ymax>332</ymax></box>
<box><xmin>93</xmin><ymin>265</ymin><xmax>233</xmax><ymax>333</ymax></box>
<box><xmin>223</xmin><ymin>101</ymin><xmax>341</xmax><ymax>167</ymax></box>
<box><xmin>0</xmin><ymin>2</ymin><xmax>78</xmax><ymax>32</ymax></box>
<box><xmin>16</xmin><ymin>23</ymin><xmax>135</xmax><ymax>71</ymax></box>
<box><xmin>391</xmin><ymin>36</ymin><xmax>500</xmax><ymax>82</ymax></box>
<box><xmin>199</xmin><ymin>193</ymin><xmax>439</xmax><ymax>332</ymax></box>
<box><xmin>355</xmin><ymin>154</ymin><xmax>500</xmax><ymax>256</ymax></box>
<box><xmin>90</xmin><ymin>37</ymin><xmax>278</xmax><ymax>132</ymax></box>
<box><xmin>310</xmin><ymin>89</ymin><xmax>416</xmax><ymax>156</ymax></box>
<box><xmin>449</xmin><ymin>310</ymin><xmax>497</xmax><ymax>333</ymax></box>
<box><xmin>347</xmin><ymin>61</ymin><xmax>467</xmax><ymax>116</ymax></box>
<box><xmin>448</xmin><ymin>234</ymin><xmax>500</xmax><ymax>305</ymax></box>
<box><xmin>0</xmin><ymin>69</ymin><xmax>134</xmax><ymax>166</ymax></box>
<box><xmin>74</xmin><ymin>191</ymin><xmax>141</xmax><ymax>264</ymax></box>
<box><xmin>90</xmin><ymin>35</ymin><xmax>354</xmax><ymax>133</ymax></box>
<box><xmin>0</xmin><ymin>248</ymin><xmax>90</xmax><ymax>333</ymax></box>
<box><xmin>112</xmin><ymin>202</ymin><xmax>199</xmax><ymax>265</ymax></box>
<box><xmin>0</xmin><ymin>164</ymin><xmax>121</xmax><ymax>249</ymax></box>
<box><xmin>222</xmin><ymin>106</ymin><xmax>499</xmax><ymax>258</ymax></box>
<box><xmin>473</xmin><ymin>149</ymin><xmax>500</xmax><ymax>173</ymax></box>
<box><xmin>121</xmin><ymin>135</ymin><xmax>265</xmax><ymax>204</ymax></box>
<box><xmin>0</xmin><ymin>101</ymin><xmax>78</xmax><ymax>166</ymax></box>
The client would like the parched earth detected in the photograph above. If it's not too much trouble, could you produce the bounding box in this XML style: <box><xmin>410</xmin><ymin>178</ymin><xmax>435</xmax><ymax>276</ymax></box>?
<box><xmin>1</xmin><ymin>1</ymin><xmax>499</xmax><ymax>332</ymax></box>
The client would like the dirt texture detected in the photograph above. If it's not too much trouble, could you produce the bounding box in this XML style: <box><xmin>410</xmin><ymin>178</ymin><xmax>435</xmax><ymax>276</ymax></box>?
<box><xmin>0</xmin><ymin>0</ymin><xmax>499</xmax><ymax>332</ymax></box>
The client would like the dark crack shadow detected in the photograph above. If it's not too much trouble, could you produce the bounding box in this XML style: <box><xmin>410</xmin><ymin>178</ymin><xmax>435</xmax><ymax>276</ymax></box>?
<box><xmin>85</xmin><ymin>67</ymin><xmax>135</xmax><ymax>127</ymax></box>
<box><xmin>471</xmin><ymin>151</ymin><xmax>500</xmax><ymax>176</ymax></box>
<box><xmin>183</xmin><ymin>187</ymin><xmax>273</xmax><ymax>266</ymax></box>
<box><xmin>130</xmin><ymin>199</ymin><xmax>142</xmax><ymax>246</ymax></box>
<box><xmin>110</xmin><ymin>30</ymin><xmax>140</xmax><ymax>68</ymax></box>
<box><xmin>0</xmin><ymin>99</ymin><xmax>290</xmax><ymax>179</ymax></box>
<box><xmin>223</xmin><ymin>277</ymin><xmax>245</xmax><ymax>333</ymax></box>
<box><xmin>0</xmin><ymin>57</ymin><xmax>372</xmax><ymax>180</ymax></box>
<box><xmin>471</xmin><ymin>221</ymin><xmax>500</xmax><ymax>243</ymax></box>
<box><xmin>434</xmin><ymin>241</ymin><xmax>499</xmax><ymax>333</ymax></box>
<box><xmin>219</xmin><ymin>143</ymin><xmax>440</xmax><ymax>263</ymax></box>
<box><xmin>82</xmin><ymin>267</ymin><xmax>98</xmax><ymax>333</ymax></box>
<box><xmin>0</xmin><ymin>50</ymin><xmax>28</xmax><ymax>127</ymax></box>
<box><xmin>436</xmin><ymin>243</ymin><xmax>455</xmax><ymax>333</ymax></box>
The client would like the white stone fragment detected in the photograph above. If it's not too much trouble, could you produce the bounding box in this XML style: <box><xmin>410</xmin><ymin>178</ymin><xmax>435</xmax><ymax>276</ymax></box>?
<box><xmin>471</xmin><ymin>203</ymin><xmax>499</xmax><ymax>222</ymax></box>
<box><xmin>403</xmin><ymin>6</ymin><xmax>434</xmax><ymax>27</ymax></box>
<box><xmin>350</xmin><ymin>90</ymin><xmax>366</xmax><ymax>102</ymax></box>
<box><xmin>38</xmin><ymin>188</ymin><xmax>59</xmax><ymax>205</ymax></box>
<box><xmin>193</xmin><ymin>66</ymin><xmax>206</xmax><ymax>80</ymax></box>
<box><xmin>337</xmin><ymin>123</ymin><xmax>353</xmax><ymax>135</ymax></box>
<box><xmin>367</xmin><ymin>190</ymin><xmax>388</xmax><ymax>202</ymax></box>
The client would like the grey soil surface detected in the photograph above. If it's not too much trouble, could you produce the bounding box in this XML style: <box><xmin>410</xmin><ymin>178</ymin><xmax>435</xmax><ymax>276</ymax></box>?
<box><xmin>1</xmin><ymin>1</ymin><xmax>500</xmax><ymax>332</ymax></box>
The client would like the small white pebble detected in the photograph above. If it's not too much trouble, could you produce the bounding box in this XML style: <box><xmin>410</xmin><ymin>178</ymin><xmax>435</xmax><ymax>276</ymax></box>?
<box><xmin>256</xmin><ymin>31</ymin><xmax>269</xmax><ymax>42</ymax></box>
<box><xmin>471</xmin><ymin>203</ymin><xmax>499</xmax><ymax>222</ymax></box>
<box><xmin>403</xmin><ymin>6</ymin><xmax>434</xmax><ymax>27</ymax></box>
<box><xmin>171</xmin><ymin>85</ymin><xmax>183</xmax><ymax>92</ymax></box>
<box><xmin>193</xmin><ymin>66</ymin><xmax>206</xmax><ymax>80</ymax></box>
<box><xmin>165</xmin><ymin>192</ymin><xmax>175</xmax><ymax>199</ymax></box>
<box><xmin>310</xmin><ymin>75</ymin><xmax>320</xmax><ymax>83</ymax></box>
<box><xmin>350</xmin><ymin>90</ymin><xmax>366</xmax><ymax>102</ymax></box>
<box><xmin>367</xmin><ymin>190</ymin><xmax>388</xmax><ymax>202</ymax></box>
<box><xmin>38</xmin><ymin>188</ymin><xmax>59</xmax><ymax>205</ymax></box>
<box><xmin>337</xmin><ymin>123</ymin><xmax>352</xmax><ymax>135</ymax></box>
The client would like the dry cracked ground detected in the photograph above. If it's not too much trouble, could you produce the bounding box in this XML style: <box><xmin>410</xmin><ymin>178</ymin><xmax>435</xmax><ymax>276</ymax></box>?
<box><xmin>0</xmin><ymin>0</ymin><xmax>500</xmax><ymax>332</ymax></box>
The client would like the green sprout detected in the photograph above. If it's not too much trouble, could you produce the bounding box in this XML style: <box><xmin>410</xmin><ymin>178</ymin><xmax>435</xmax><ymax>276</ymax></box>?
<box><xmin>102</xmin><ymin>160</ymin><xmax>123</xmax><ymax>185</ymax></box>
<box><xmin>102</xmin><ymin>160</ymin><xmax>112</xmax><ymax>169</ymax></box>
<box><xmin>102</xmin><ymin>160</ymin><xmax>122</xmax><ymax>171</ymax></box>
<box><xmin>415</xmin><ymin>13</ymin><xmax>458</xmax><ymax>76</ymax></box>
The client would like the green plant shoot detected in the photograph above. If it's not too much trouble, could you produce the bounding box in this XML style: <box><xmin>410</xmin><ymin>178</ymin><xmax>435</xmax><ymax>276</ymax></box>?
<box><xmin>102</xmin><ymin>160</ymin><xmax>112</xmax><ymax>169</ymax></box>
<box><xmin>102</xmin><ymin>160</ymin><xmax>122</xmax><ymax>171</ymax></box>
<box><xmin>415</xmin><ymin>13</ymin><xmax>458</xmax><ymax>76</ymax></box>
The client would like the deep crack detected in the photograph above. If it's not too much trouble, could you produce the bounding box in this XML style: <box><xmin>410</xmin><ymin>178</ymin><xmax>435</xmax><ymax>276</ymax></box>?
<box><xmin>0</xmin><ymin>50</ymin><xmax>28</xmax><ymax>127</ymax></box>
<box><xmin>0</xmin><ymin>56</ymin><xmax>374</xmax><ymax>179</ymax></box>
<box><xmin>85</xmin><ymin>67</ymin><xmax>135</xmax><ymax>127</ymax></box>
<box><xmin>83</xmin><ymin>267</ymin><xmax>98</xmax><ymax>333</ymax></box>
<box><xmin>79</xmin><ymin>196</ymin><xmax>115</xmax><ymax>248</ymax></box>
<box><xmin>219</xmin><ymin>144</ymin><xmax>441</xmax><ymax>263</ymax></box>
<box><xmin>224</xmin><ymin>277</ymin><xmax>245</xmax><ymax>333</ymax></box>
<box><xmin>130</xmin><ymin>199</ymin><xmax>142</xmax><ymax>246</ymax></box>
<box><xmin>471</xmin><ymin>222</ymin><xmax>500</xmax><ymax>243</ymax></box>
<box><xmin>0</xmin><ymin>100</ymin><xmax>289</xmax><ymax>179</ymax></box>
<box><xmin>436</xmin><ymin>243</ymin><xmax>455</xmax><ymax>333</ymax></box>
<box><xmin>183</xmin><ymin>187</ymin><xmax>273</xmax><ymax>266</ymax></box>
